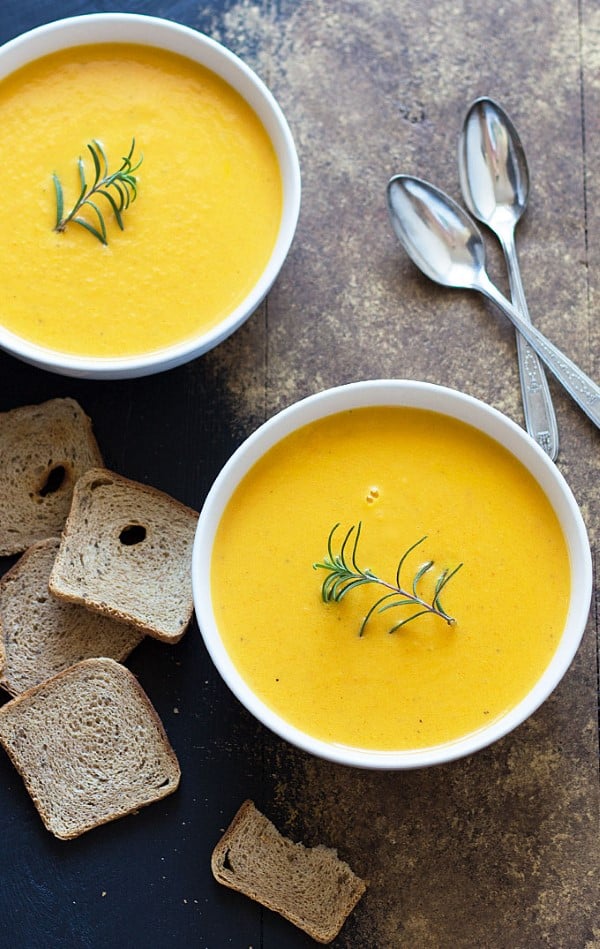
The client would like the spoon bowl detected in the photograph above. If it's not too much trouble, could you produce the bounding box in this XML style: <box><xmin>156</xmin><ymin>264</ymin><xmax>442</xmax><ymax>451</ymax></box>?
<box><xmin>459</xmin><ymin>96</ymin><xmax>529</xmax><ymax>231</ymax></box>
<box><xmin>387</xmin><ymin>175</ymin><xmax>487</xmax><ymax>290</ymax></box>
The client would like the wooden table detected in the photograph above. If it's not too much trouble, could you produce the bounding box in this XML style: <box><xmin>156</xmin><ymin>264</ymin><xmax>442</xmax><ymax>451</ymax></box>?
<box><xmin>0</xmin><ymin>2</ymin><xmax>598</xmax><ymax>946</ymax></box>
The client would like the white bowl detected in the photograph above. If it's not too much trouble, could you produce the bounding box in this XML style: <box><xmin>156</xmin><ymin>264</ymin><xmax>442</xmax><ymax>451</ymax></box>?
<box><xmin>0</xmin><ymin>14</ymin><xmax>300</xmax><ymax>379</ymax></box>
<box><xmin>192</xmin><ymin>380</ymin><xmax>592</xmax><ymax>769</ymax></box>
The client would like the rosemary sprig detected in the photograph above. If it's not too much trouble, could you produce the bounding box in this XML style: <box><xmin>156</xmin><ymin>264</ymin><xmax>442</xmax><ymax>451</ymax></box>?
<box><xmin>53</xmin><ymin>138</ymin><xmax>142</xmax><ymax>245</ymax></box>
<box><xmin>313</xmin><ymin>522</ymin><xmax>463</xmax><ymax>637</ymax></box>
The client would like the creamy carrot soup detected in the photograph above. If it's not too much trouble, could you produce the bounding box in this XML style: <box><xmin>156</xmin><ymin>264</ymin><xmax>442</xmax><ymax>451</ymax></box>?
<box><xmin>0</xmin><ymin>44</ymin><xmax>282</xmax><ymax>356</ymax></box>
<box><xmin>211</xmin><ymin>408</ymin><xmax>570</xmax><ymax>751</ymax></box>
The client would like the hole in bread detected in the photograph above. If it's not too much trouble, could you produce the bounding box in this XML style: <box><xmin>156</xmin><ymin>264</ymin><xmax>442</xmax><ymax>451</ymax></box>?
<box><xmin>89</xmin><ymin>476</ymin><xmax>113</xmax><ymax>491</ymax></box>
<box><xmin>158</xmin><ymin>777</ymin><xmax>172</xmax><ymax>788</ymax></box>
<box><xmin>119</xmin><ymin>524</ymin><xmax>147</xmax><ymax>546</ymax></box>
<box><xmin>38</xmin><ymin>464</ymin><xmax>67</xmax><ymax>497</ymax></box>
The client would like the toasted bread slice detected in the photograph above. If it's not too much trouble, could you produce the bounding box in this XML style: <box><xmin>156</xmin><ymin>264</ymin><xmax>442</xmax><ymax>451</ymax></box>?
<box><xmin>0</xmin><ymin>398</ymin><xmax>103</xmax><ymax>556</ymax></box>
<box><xmin>211</xmin><ymin>800</ymin><xmax>366</xmax><ymax>944</ymax></box>
<box><xmin>0</xmin><ymin>657</ymin><xmax>180</xmax><ymax>839</ymax></box>
<box><xmin>0</xmin><ymin>538</ymin><xmax>144</xmax><ymax>696</ymax></box>
<box><xmin>49</xmin><ymin>469</ymin><xmax>198</xmax><ymax>643</ymax></box>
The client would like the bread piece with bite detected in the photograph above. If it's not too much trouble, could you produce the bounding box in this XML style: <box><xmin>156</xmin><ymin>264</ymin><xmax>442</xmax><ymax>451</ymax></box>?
<box><xmin>0</xmin><ymin>657</ymin><xmax>180</xmax><ymax>839</ymax></box>
<box><xmin>0</xmin><ymin>537</ymin><xmax>144</xmax><ymax>696</ymax></box>
<box><xmin>211</xmin><ymin>800</ymin><xmax>366</xmax><ymax>944</ymax></box>
<box><xmin>0</xmin><ymin>398</ymin><xmax>103</xmax><ymax>556</ymax></box>
<box><xmin>49</xmin><ymin>468</ymin><xmax>198</xmax><ymax>643</ymax></box>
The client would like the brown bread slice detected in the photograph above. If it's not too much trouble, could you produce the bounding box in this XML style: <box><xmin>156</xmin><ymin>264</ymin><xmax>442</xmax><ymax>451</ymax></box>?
<box><xmin>49</xmin><ymin>468</ymin><xmax>198</xmax><ymax>643</ymax></box>
<box><xmin>0</xmin><ymin>657</ymin><xmax>180</xmax><ymax>839</ymax></box>
<box><xmin>211</xmin><ymin>800</ymin><xmax>366</xmax><ymax>944</ymax></box>
<box><xmin>0</xmin><ymin>538</ymin><xmax>144</xmax><ymax>696</ymax></box>
<box><xmin>0</xmin><ymin>398</ymin><xmax>103</xmax><ymax>555</ymax></box>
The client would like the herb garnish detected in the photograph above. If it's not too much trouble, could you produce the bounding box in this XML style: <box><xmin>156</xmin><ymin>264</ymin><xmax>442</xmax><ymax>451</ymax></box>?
<box><xmin>53</xmin><ymin>139</ymin><xmax>142</xmax><ymax>245</ymax></box>
<box><xmin>313</xmin><ymin>522</ymin><xmax>463</xmax><ymax>636</ymax></box>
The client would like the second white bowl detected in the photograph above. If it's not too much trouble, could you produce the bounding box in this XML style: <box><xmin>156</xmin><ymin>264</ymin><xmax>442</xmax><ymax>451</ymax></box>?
<box><xmin>192</xmin><ymin>380</ymin><xmax>592</xmax><ymax>769</ymax></box>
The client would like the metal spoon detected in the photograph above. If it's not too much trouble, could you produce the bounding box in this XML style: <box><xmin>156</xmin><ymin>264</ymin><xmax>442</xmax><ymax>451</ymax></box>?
<box><xmin>386</xmin><ymin>174</ymin><xmax>600</xmax><ymax>431</ymax></box>
<box><xmin>458</xmin><ymin>96</ymin><xmax>559</xmax><ymax>460</ymax></box>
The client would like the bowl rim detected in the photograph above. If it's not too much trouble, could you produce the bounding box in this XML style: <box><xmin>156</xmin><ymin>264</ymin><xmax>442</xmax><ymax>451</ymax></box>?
<box><xmin>0</xmin><ymin>13</ymin><xmax>301</xmax><ymax>379</ymax></box>
<box><xmin>192</xmin><ymin>379</ymin><xmax>593</xmax><ymax>769</ymax></box>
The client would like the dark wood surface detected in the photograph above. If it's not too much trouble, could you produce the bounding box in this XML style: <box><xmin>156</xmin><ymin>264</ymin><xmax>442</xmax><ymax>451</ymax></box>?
<box><xmin>0</xmin><ymin>1</ymin><xmax>598</xmax><ymax>947</ymax></box>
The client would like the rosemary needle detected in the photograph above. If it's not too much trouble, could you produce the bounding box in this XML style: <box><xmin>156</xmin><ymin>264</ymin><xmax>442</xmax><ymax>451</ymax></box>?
<box><xmin>313</xmin><ymin>522</ymin><xmax>463</xmax><ymax>637</ymax></box>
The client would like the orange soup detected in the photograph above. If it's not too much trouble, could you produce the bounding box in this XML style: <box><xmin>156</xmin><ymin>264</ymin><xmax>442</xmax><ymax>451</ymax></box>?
<box><xmin>211</xmin><ymin>407</ymin><xmax>570</xmax><ymax>751</ymax></box>
<box><xmin>0</xmin><ymin>44</ymin><xmax>282</xmax><ymax>356</ymax></box>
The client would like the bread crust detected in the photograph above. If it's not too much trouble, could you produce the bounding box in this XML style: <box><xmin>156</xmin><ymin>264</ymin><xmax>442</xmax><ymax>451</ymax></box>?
<box><xmin>0</xmin><ymin>537</ymin><xmax>144</xmax><ymax>696</ymax></box>
<box><xmin>0</xmin><ymin>657</ymin><xmax>181</xmax><ymax>839</ymax></box>
<box><xmin>211</xmin><ymin>799</ymin><xmax>366</xmax><ymax>943</ymax></box>
<box><xmin>0</xmin><ymin>398</ymin><xmax>103</xmax><ymax>556</ymax></box>
<box><xmin>49</xmin><ymin>468</ymin><xmax>198</xmax><ymax>643</ymax></box>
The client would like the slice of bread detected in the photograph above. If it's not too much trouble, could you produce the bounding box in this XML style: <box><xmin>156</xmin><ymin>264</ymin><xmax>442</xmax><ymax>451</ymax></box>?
<box><xmin>0</xmin><ymin>657</ymin><xmax>180</xmax><ymax>839</ymax></box>
<box><xmin>0</xmin><ymin>398</ymin><xmax>103</xmax><ymax>556</ymax></box>
<box><xmin>211</xmin><ymin>800</ymin><xmax>366</xmax><ymax>944</ymax></box>
<box><xmin>49</xmin><ymin>469</ymin><xmax>198</xmax><ymax>643</ymax></box>
<box><xmin>0</xmin><ymin>538</ymin><xmax>144</xmax><ymax>696</ymax></box>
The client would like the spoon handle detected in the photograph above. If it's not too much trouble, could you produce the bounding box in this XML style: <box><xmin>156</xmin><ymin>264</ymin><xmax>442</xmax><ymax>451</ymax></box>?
<box><xmin>501</xmin><ymin>232</ymin><xmax>560</xmax><ymax>460</ymax></box>
<box><xmin>478</xmin><ymin>276</ymin><xmax>600</xmax><ymax>432</ymax></box>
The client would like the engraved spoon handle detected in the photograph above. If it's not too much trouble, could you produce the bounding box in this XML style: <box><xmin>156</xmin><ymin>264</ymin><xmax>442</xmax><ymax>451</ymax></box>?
<box><xmin>500</xmin><ymin>230</ymin><xmax>559</xmax><ymax>459</ymax></box>
<box><xmin>477</xmin><ymin>274</ymin><xmax>600</xmax><ymax>431</ymax></box>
